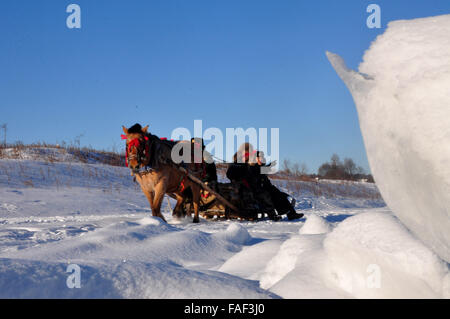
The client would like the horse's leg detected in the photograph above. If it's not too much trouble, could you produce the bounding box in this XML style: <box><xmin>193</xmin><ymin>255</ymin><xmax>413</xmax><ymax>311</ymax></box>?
<box><xmin>192</xmin><ymin>185</ymin><xmax>200</xmax><ymax>223</ymax></box>
<box><xmin>173</xmin><ymin>194</ymin><xmax>185</xmax><ymax>218</ymax></box>
<box><xmin>137</xmin><ymin>178</ymin><xmax>154</xmax><ymax>214</ymax></box>
<box><xmin>152</xmin><ymin>181</ymin><xmax>167</xmax><ymax>222</ymax></box>
<box><xmin>144</xmin><ymin>191</ymin><xmax>154</xmax><ymax>212</ymax></box>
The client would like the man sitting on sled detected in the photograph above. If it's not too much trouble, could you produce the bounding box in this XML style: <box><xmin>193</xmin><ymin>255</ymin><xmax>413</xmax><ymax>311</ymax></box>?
<box><xmin>251</xmin><ymin>151</ymin><xmax>304</xmax><ymax>221</ymax></box>
<box><xmin>226</xmin><ymin>143</ymin><xmax>303</xmax><ymax>221</ymax></box>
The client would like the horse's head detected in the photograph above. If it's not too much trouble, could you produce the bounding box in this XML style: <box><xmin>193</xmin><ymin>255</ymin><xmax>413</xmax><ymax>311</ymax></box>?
<box><xmin>122</xmin><ymin>124</ymin><xmax>150</xmax><ymax>173</ymax></box>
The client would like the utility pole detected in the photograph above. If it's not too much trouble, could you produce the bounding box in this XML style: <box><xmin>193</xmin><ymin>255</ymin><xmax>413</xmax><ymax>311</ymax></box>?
<box><xmin>1</xmin><ymin>124</ymin><xmax>6</xmax><ymax>147</ymax></box>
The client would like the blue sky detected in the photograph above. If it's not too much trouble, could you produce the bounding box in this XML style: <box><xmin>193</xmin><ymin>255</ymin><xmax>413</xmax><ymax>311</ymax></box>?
<box><xmin>1</xmin><ymin>0</ymin><xmax>449</xmax><ymax>173</ymax></box>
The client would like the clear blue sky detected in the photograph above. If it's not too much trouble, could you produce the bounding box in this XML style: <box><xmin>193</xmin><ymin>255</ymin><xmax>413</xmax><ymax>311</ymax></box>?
<box><xmin>1</xmin><ymin>0</ymin><xmax>449</xmax><ymax>173</ymax></box>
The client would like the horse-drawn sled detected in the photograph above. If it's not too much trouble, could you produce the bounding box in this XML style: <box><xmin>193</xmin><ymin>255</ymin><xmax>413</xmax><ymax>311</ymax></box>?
<box><xmin>121</xmin><ymin>123</ymin><xmax>303</xmax><ymax>223</ymax></box>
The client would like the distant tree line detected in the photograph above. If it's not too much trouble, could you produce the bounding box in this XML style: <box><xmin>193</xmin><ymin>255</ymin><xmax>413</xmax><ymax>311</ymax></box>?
<box><xmin>278</xmin><ymin>154</ymin><xmax>374</xmax><ymax>183</ymax></box>
<box><xmin>317</xmin><ymin>154</ymin><xmax>374</xmax><ymax>182</ymax></box>
<box><xmin>281</xmin><ymin>159</ymin><xmax>309</xmax><ymax>178</ymax></box>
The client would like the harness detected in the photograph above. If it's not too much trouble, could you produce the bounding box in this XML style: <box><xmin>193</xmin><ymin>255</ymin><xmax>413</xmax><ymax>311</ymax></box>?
<box><xmin>178</xmin><ymin>162</ymin><xmax>206</xmax><ymax>193</ymax></box>
<box><xmin>122</xmin><ymin>131</ymin><xmax>207</xmax><ymax>193</ymax></box>
<box><xmin>121</xmin><ymin>134</ymin><xmax>150</xmax><ymax>168</ymax></box>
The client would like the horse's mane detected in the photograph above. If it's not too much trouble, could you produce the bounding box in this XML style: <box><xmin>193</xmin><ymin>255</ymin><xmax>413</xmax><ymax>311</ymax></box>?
<box><xmin>144</xmin><ymin>132</ymin><xmax>178</xmax><ymax>148</ymax></box>
<box><xmin>127</xmin><ymin>124</ymin><xmax>201</xmax><ymax>168</ymax></box>
<box><xmin>143</xmin><ymin>132</ymin><xmax>183</xmax><ymax>168</ymax></box>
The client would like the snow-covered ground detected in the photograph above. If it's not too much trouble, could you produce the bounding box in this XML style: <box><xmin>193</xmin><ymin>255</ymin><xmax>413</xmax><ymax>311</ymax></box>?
<box><xmin>0</xmin><ymin>153</ymin><xmax>448</xmax><ymax>298</ymax></box>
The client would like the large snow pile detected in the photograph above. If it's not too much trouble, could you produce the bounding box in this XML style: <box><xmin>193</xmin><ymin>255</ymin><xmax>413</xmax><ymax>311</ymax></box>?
<box><xmin>220</xmin><ymin>211</ymin><xmax>449</xmax><ymax>298</ymax></box>
<box><xmin>327</xmin><ymin>14</ymin><xmax>450</xmax><ymax>262</ymax></box>
<box><xmin>324</xmin><ymin>212</ymin><xmax>449</xmax><ymax>298</ymax></box>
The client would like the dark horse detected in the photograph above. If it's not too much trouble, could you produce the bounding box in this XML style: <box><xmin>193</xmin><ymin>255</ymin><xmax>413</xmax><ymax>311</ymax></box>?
<box><xmin>122</xmin><ymin>124</ymin><xmax>203</xmax><ymax>223</ymax></box>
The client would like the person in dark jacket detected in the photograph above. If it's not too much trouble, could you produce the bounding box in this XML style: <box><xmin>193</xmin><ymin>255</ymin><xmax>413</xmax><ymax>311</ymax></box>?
<box><xmin>252</xmin><ymin>151</ymin><xmax>304</xmax><ymax>221</ymax></box>
<box><xmin>191</xmin><ymin>137</ymin><xmax>218</xmax><ymax>192</ymax></box>
<box><xmin>226</xmin><ymin>143</ymin><xmax>257</xmax><ymax>187</ymax></box>
<box><xmin>226</xmin><ymin>144</ymin><xmax>278</xmax><ymax>219</ymax></box>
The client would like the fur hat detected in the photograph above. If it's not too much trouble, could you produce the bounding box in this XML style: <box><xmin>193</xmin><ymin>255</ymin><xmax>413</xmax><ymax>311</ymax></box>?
<box><xmin>128</xmin><ymin>123</ymin><xmax>143</xmax><ymax>134</ymax></box>
<box><xmin>233</xmin><ymin>143</ymin><xmax>255</xmax><ymax>163</ymax></box>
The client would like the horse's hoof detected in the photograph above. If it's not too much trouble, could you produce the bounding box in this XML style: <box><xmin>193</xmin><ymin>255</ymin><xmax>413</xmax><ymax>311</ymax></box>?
<box><xmin>193</xmin><ymin>218</ymin><xmax>200</xmax><ymax>223</ymax></box>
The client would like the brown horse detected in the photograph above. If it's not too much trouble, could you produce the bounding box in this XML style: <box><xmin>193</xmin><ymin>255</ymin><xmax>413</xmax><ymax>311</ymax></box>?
<box><xmin>122</xmin><ymin>124</ymin><xmax>202</xmax><ymax>223</ymax></box>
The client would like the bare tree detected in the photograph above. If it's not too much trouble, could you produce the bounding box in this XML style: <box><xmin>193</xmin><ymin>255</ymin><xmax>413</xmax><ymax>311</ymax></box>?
<box><xmin>292</xmin><ymin>162</ymin><xmax>300</xmax><ymax>176</ymax></box>
<box><xmin>330</xmin><ymin>153</ymin><xmax>340</xmax><ymax>168</ymax></box>
<box><xmin>300</xmin><ymin>163</ymin><xmax>309</xmax><ymax>175</ymax></box>
<box><xmin>343</xmin><ymin>158</ymin><xmax>357</xmax><ymax>177</ymax></box>
<box><xmin>318</xmin><ymin>162</ymin><xmax>331</xmax><ymax>177</ymax></box>
<box><xmin>356</xmin><ymin>166</ymin><xmax>366</xmax><ymax>175</ymax></box>
<box><xmin>282</xmin><ymin>159</ymin><xmax>292</xmax><ymax>174</ymax></box>
<box><xmin>317</xmin><ymin>154</ymin><xmax>373</xmax><ymax>182</ymax></box>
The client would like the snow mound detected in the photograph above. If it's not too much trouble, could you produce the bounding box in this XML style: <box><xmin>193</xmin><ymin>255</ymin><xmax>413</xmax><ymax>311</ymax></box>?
<box><xmin>218</xmin><ymin>240</ymin><xmax>284</xmax><ymax>281</ymax></box>
<box><xmin>136</xmin><ymin>217</ymin><xmax>163</xmax><ymax>226</ymax></box>
<box><xmin>0</xmin><ymin>258</ymin><xmax>277</xmax><ymax>299</ymax></box>
<box><xmin>327</xmin><ymin>14</ymin><xmax>450</xmax><ymax>262</ymax></box>
<box><xmin>324</xmin><ymin>212</ymin><xmax>449</xmax><ymax>298</ymax></box>
<box><xmin>254</xmin><ymin>212</ymin><xmax>449</xmax><ymax>299</ymax></box>
<box><xmin>259</xmin><ymin>235</ymin><xmax>324</xmax><ymax>290</ymax></box>
<box><xmin>299</xmin><ymin>215</ymin><xmax>331</xmax><ymax>235</ymax></box>
<box><xmin>0</xmin><ymin>217</ymin><xmax>278</xmax><ymax>298</ymax></box>
<box><xmin>220</xmin><ymin>223</ymin><xmax>252</xmax><ymax>245</ymax></box>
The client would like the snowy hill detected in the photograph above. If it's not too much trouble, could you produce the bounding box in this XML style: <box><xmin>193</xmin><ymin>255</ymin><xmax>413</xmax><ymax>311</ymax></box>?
<box><xmin>0</xmin><ymin>146</ymin><xmax>448</xmax><ymax>298</ymax></box>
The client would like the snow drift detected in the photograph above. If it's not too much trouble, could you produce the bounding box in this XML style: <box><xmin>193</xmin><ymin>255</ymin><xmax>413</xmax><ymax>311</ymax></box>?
<box><xmin>0</xmin><ymin>159</ymin><xmax>279</xmax><ymax>298</ymax></box>
<box><xmin>220</xmin><ymin>211</ymin><xmax>449</xmax><ymax>298</ymax></box>
<box><xmin>324</xmin><ymin>212</ymin><xmax>449</xmax><ymax>298</ymax></box>
<box><xmin>327</xmin><ymin>14</ymin><xmax>450</xmax><ymax>262</ymax></box>
<box><xmin>0</xmin><ymin>216</ymin><xmax>278</xmax><ymax>299</ymax></box>
<box><xmin>1</xmin><ymin>152</ymin><xmax>447</xmax><ymax>298</ymax></box>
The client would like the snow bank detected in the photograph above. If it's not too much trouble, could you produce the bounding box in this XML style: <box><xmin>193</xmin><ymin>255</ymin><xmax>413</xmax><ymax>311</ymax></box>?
<box><xmin>323</xmin><ymin>212</ymin><xmax>449</xmax><ymax>298</ymax></box>
<box><xmin>327</xmin><ymin>14</ymin><xmax>450</xmax><ymax>262</ymax></box>
<box><xmin>1</xmin><ymin>152</ymin><xmax>448</xmax><ymax>298</ymax></box>
<box><xmin>1</xmin><ymin>147</ymin><xmax>79</xmax><ymax>162</ymax></box>
<box><xmin>0</xmin><ymin>147</ymin><xmax>122</xmax><ymax>165</ymax></box>
<box><xmin>0</xmin><ymin>217</ymin><xmax>277</xmax><ymax>298</ymax></box>
<box><xmin>267</xmin><ymin>243</ymin><xmax>346</xmax><ymax>299</ymax></box>
<box><xmin>259</xmin><ymin>235</ymin><xmax>324</xmax><ymax>290</ymax></box>
<box><xmin>246</xmin><ymin>212</ymin><xmax>449</xmax><ymax>299</ymax></box>
<box><xmin>0</xmin><ymin>258</ymin><xmax>278</xmax><ymax>299</ymax></box>
<box><xmin>218</xmin><ymin>239</ymin><xmax>284</xmax><ymax>281</ymax></box>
